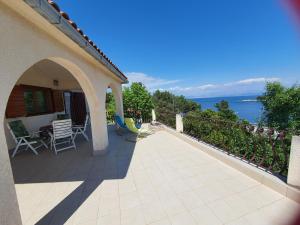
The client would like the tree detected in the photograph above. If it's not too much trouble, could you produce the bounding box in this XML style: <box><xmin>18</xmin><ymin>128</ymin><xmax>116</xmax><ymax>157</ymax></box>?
<box><xmin>258</xmin><ymin>82</ymin><xmax>300</xmax><ymax>130</ymax></box>
<box><xmin>152</xmin><ymin>90</ymin><xmax>201</xmax><ymax>128</ymax></box>
<box><xmin>152</xmin><ymin>90</ymin><xmax>201</xmax><ymax>114</ymax></box>
<box><xmin>175</xmin><ymin>95</ymin><xmax>201</xmax><ymax>113</ymax></box>
<box><xmin>106</xmin><ymin>92</ymin><xmax>116</xmax><ymax>123</ymax></box>
<box><xmin>215</xmin><ymin>100</ymin><xmax>238</xmax><ymax>121</ymax></box>
<box><xmin>123</xmin><ymin>82</ymin><xmax>154</xmax><ymax>120</ymax></box>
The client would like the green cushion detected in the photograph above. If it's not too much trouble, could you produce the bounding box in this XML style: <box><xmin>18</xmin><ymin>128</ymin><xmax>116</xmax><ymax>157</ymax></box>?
<box><xmin>9</xmin><ymin>120</ymin><xmax>29</xmax><ymax>138</ymax></box>
<box><xmin>57</xmin><ymin>114</ymin><xmax>70</xmax><ymax>120</ymax></box>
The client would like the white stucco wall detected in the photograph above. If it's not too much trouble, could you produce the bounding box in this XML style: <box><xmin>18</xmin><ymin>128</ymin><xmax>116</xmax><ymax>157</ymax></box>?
<box><xmin>0</xmin><ymin>1</ymin><xmax>125</xmax><ymax>224</ymax></box>
<box><xmin>16</xmin><ymin>59</ymin><xmax>83</xmax><ymax>90</ymax></box>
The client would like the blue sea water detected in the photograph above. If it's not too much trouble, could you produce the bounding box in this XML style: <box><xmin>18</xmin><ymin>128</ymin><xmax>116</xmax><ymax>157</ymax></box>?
<box><xmin>192</xmin><ymin>95</ymin><xmax>263</xmax><ymax>124</ymax></box>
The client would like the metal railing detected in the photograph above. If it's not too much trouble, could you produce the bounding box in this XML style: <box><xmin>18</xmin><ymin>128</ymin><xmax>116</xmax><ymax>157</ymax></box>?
<box><xmin>155</xmin><ymin>109</ymin><xmax>177</xmax><ymax>129</ymax></box>
<box><xmin>183</xmin><ymin>115</ymin><xmax>297</xmax><ymax>177</ymax></box>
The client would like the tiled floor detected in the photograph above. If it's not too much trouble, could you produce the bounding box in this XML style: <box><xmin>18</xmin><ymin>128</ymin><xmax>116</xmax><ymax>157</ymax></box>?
<box><xmin>11</xmin><ymin>126</ymin><xmax>300</xmax><ymax>225</ymax></box>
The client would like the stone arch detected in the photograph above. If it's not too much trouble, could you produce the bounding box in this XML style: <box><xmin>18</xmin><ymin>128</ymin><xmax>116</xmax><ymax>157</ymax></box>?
<box><xmin>0</xmin><ymin>56</ymin><xmax>111</xmax><ymax>224</ymax></box>
<box><xmin>2</xmin><ymin>56</ymin><xmax>109</xmax><ymax>153</ymax></box>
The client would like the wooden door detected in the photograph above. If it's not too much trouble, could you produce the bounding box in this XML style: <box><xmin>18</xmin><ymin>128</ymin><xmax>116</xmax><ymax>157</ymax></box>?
<box><xmin>70</xmin><ymin>92</ymin><xmax>87</xmax><ymax>125</ymax></box>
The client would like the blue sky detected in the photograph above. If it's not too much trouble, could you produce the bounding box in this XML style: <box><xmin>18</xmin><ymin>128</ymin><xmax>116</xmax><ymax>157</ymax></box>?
<box><xmin>57</xmin><ymin>0</ymin><xmax>300</xmax><ymax>97</ymax></box>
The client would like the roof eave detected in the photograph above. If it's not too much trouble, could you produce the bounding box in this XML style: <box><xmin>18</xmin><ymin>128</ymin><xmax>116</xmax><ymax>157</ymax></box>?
<box><xmin>24</xmin><ymin>0</ymin><xmax>128</xmax><ymax>84</ymax></box>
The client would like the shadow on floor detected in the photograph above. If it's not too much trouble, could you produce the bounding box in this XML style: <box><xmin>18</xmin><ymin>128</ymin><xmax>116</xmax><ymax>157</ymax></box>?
<box><xmin>10</xmin><ymin>125</ymin><xmax>137</xmax><ymax>225</ymax></box>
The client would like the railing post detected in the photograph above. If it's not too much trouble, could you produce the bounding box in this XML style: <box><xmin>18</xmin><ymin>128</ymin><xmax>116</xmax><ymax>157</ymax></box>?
<box><xmin>287</xmin><ymin>136</ymin><xmax>300</xmax><ymax>188</ymax></box>
<box><xmin>152</xmin><ymin>109</ymin><xmax>156</xmax><ymax>123</ymax></box>
<box><xmin>176</xmin><ymin>114</ymin><xmax>183</xmax><ymax>133</ymax></box>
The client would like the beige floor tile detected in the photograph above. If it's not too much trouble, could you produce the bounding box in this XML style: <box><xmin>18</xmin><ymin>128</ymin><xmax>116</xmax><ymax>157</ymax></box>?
<box><xmin>118</xmin><ymin>179</ymin><xmax>137</xmax><ymax>195</ymax></box>
<box><xmin>161</xmin><ymin>196</ymin><xmax>187</xmax><ymax>217</ymax></box>
<box><xmin>137</xmin><ymin>189</ymin><xmax>160</xmax><ymax>204</ymax></box>
<box><xmin>120</xmin><ymin>191</ymin><xmax>141</xmax><ymax>210</ymax></box>
<box><xmin>73</xmin><ymin>202</ymin><xmax>99</xmax><ymax>222</ymax></box>
<box><xmin>194</xmin><ymin>186</ymin><xmax>223</xmax><ymax>203</ymax></box>
<box><xmin>121</xmin><ymin>206</ymin><xmax>146</xmax><ymax>225</ymax></box>
<box><xmin>177</xmin><ymin>190</ymin><xmax>205</xmax><ymax>211</ymax></box>
<box><xmin>224</xmin><ymin>216</ymin><xmax>253</xmax><ymax>225</ymax></box>
<box><xmin>140</xmin><ymin>202</ymin><xmax>167</xmax><ymax>224</ymax></box>
<box><xmin>241</xmin><ymin>210</ymin><xmax>272</xmax><ymax>225</ymax></box>
<box><xmin>207</xmin><ymin>199</ymin><xmax>241</xmax><ymax>223</ymax></box>
<box><xmin>98</xmin><ymin>195</ymin><xmax>120</xmax><ymax>217</ymax></box>
<box><xmin>238</xmin><ymin>185</ymin><xmax>283</xmax><ymax>209</ymax></box>
<box><xmin>149</xmin><ymin>218</ymin><xmax>172</xmax><ymax>225</ymax></box>
<box><xmin>190</xmin><ymin>204</ymin><xmax>223</xmax><ymax>225</ymax></box>
<box><xmin>169</xmin><ymin>212</ymin><xmax>197</xmax><ymax>225</ymax></box>
<box><xmin>73</xmin><ymin>218</ymin><xmax>98</xmax><ymax>225</ymax></box>
<box><xmin>223</xmin><ymin>194</ymin><xmax>256</xmax><ymax>217</ymax></box>
<box><xmin>98</xmin><ymin>210</ymin><xmax>120</xmax><ymax>225</ymax></box>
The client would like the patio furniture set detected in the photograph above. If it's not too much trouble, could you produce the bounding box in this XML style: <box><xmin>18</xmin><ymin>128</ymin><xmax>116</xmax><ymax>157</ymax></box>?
<box><xmin>7</xmin><ymin>114</ymin><xmax>90</xmax><ymax>158</ymax></box>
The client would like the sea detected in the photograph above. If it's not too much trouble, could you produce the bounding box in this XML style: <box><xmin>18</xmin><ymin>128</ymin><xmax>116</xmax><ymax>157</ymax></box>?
<box><xmin>192</xmin><ymin>95</ymin><xmax>263</xmax><ymax>124</ymax></box>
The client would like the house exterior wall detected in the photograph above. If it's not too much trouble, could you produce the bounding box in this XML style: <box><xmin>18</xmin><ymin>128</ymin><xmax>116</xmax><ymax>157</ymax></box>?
<box><xmin>0</xmin><ymin>1</ymin><xmax>125</xmax><ymax>224</ymax></box>
<box><xmin>16</xmin><ymin>64</ymin><xmax>82</xmax><ymax>90</ymax></box>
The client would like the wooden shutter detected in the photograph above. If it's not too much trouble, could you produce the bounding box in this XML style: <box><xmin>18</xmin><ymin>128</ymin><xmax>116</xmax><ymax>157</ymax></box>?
<box><xmin>71</xmin><ymin>92</ymin><xmax>87</xmax><ymax>125</ymax></box>
<box><xmin>52</xmin><ymin>90</ymin><xmax>65</xmax><ymax>112</ymax></box>
<box><xmin>5</xmin><ymin>85</ymin><xmax>26</xmax><ymax>118</ymax></box>
<box><xmin>45</xmin><ymin>89</ymin><xmax>54</xmax><ymax>113</ymax></box>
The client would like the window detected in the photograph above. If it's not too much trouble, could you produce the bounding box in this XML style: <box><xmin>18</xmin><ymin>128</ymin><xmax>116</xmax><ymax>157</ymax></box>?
<box><xmin>6</xmin><ymin>85</ymin><xmax>65</xmax><ymax>118</ymax></box>
<box><xmin>23</xmin><ymin>86</ymin><xmax>53</xmax><ymax>116</ymax></box>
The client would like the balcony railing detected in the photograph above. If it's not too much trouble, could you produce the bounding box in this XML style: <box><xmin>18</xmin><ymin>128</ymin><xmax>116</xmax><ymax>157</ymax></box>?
<box><xmin>182</xmin><ymin>115</ymin><xmax>298</xmax><ymax>177</ymax></box>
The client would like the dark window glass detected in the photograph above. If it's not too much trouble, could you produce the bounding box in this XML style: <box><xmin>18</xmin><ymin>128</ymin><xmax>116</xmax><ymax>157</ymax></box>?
<box><xmin>24</xmin><ymin>91</ymin><xmax>34</xmax><ymax>114</ymax></box>
<box><xmin>36</xmin><ymin>91</ymin><xmax>47</xmax><ymax>113</ymax></box>
<box><xmin>23</xmin><ymin>87</ymin><xmax>52</xmax><ymax>116</ymax></box>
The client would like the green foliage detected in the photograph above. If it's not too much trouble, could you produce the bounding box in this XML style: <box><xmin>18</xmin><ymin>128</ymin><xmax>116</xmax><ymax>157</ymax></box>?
<box><xmin>258</xmin><ymin>82</ymin><xmax>300</xmax><ymax>130</ymax></box>
<box><xmin>215</xmin><ymin>100</ymin><xmax>238</xmax><ymax>121</ymax></box>
<box><xmin>123</xmin><ymin>82</ymin><xmax>154</xmax><ymax>120</ymax></box>
<box><xmin>152</xmin><ymin>90</ymin><xmax>201</xmax><ymax>128</ymax></box>
<box><xmin>183</xmin><ymin>115</ymin><xmax>291</xmax><ymax>176</ymax></box>
<box><xmin>106</xmin><ymin>92</ymin><xmax>116</xmax><ymax>124</ymax></box>
<box><xmin>152</xmin><ymin>90</ymin><xmax>201</xmax><ymax>114</ymax></box>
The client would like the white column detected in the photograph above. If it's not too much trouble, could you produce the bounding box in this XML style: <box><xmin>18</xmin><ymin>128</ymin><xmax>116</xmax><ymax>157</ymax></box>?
<box><xmin>152</xmin><ymin>109</ymin><xmax>156</xmax><ymax>122</ymax></box>
<box><xmin>0</xmin><ymin>119</ymin><xmax>22</xmax><ymax>225</ymax></box>
<box><xmin>111</xmin><ymin>84</ymin><xmax>124</xmax><ymax>121</ymax></box>
<box><xmin>176</xmin><ymin>114</ymin><xmax>183</xmax><ymax>133</ymax></box>
<box><xmin>89</xmin><ymin>86</ymin><xmax>109</xmax><ymax>155</ymax></box>
<box><xmin>287</xmin><ymin>136</ymin><xmax>300</xmax><ymax>188</ymax></box>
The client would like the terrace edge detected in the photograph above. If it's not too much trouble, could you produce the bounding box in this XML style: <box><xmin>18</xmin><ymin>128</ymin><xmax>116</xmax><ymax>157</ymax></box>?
<box><xmin>160</xmin><ymin>124</ymin><xmax>300</xmax><ymax>203</ymax></box>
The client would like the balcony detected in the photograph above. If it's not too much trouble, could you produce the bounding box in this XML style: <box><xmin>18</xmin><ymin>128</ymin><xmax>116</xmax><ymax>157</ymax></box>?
<box><xmin>11</xmin><ymin>125</ymin><xmax>300</xmax><ymax>225</ymax></box>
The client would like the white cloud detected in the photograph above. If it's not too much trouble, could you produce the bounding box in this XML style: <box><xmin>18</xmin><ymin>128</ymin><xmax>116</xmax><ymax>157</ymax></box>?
<box><xmin>196</xmin><ymin>84</ymin><xmax>218</xmax><ymax>90</ymax></box>
<box><xmin>164</xmin><ymin>77</ymin><xmax>281</xmax><ymax>98</ymax></box>
<box><xmin>232</xmin><ymin>77</ymin><xmax>280</xmax><ymax>85</ymax></box>
<box><xmin>125</xmin><ymin>72</ymin><xmax>180</xmax><ymax>88</ymax></box>
<box><xmin>124</xmin><ymin>72</ymin><xmax>282</xmax><ymax>97</ymax></box>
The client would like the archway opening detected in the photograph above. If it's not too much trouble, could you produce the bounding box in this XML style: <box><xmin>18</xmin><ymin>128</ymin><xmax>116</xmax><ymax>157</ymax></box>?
<box><xmin>106</xmin><ymin>87</ymin><xmax>117</xmax><ymax>125</ymax></box>
<box><xmin>3</xmin><ymin>58</ymin><xmax>103</xmax><ymax>224</ymax></box>
<box><xmin>4</xmin><ymin>59</ymin><xmax>93</xmax><ymax>154</ymax></box>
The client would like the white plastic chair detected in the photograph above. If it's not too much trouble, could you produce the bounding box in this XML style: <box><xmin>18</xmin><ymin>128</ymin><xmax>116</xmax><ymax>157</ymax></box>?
<box><xmin>73</xmin><ymin>114</ymin><xmax>90</xmax><ymax>141</ymax></box>
<box><xmin>7</xmin><ymin>120</ymin><xmax>48</xmax><ymax>158</ymax></box>
<box><xmin>49</xmin><ymin>119</ymin><xmax>76</xmax><ymax>154</ymax></box>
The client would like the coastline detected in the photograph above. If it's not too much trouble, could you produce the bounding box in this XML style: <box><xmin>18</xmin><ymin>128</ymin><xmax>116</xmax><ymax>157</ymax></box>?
<box><xmin>190</xmin><ymin>95</ymin><xmax>263</xmax><ymax>124</ymax></box>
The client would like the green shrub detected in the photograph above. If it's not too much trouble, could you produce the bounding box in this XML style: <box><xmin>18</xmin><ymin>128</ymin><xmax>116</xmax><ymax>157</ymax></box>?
<box><xmin>183</xmin><ymin>115</ymin><xmax>292</xmax><ymax>176</ymax></box>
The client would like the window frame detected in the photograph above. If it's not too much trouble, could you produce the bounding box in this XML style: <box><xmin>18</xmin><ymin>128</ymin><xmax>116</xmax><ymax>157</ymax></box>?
<box><xmin>21</xmin><ymin>85</ymin><xmax>54</xmax><ymax>117</ymax></box>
